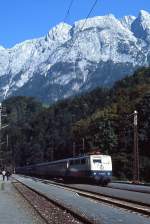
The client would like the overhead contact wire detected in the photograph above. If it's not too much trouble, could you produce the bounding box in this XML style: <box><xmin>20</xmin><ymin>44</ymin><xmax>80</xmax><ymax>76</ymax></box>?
<box><xmin>68</xmin><ymin>0</ymin><xmax>98</xmax><ymax>51</ymax></box>
<box><xmin>63</xmin><ymin>0</ymin><xmax>75</xmax><ymax>23</ymax></box>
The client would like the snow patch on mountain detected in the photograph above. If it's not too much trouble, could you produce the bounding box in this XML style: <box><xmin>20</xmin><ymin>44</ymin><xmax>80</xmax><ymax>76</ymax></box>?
<box><xmin>121</xmin><ymin>15</ymin><xmax>136</xmax><ymax>29</ymax></box>
<box><xmin>0</xmin><ymin>10</ymin><xmax>150</xmax><ymax>103</ymax></box>
<box><xmin>46</xmin><ymin>22</ymin><xmax>72</xmax><ymax>42</ymax></box>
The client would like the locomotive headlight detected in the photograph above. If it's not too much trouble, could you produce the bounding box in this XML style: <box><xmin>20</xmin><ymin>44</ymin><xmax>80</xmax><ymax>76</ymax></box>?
<box><xmin>107</xmin><ymin>172</ymin><xmax>110</xmax><ymax>176</ymax></box>
<box><xmin>94</xmin><ymin>172</ymin><xmax>96</xmax><ymax>175</ymax></box>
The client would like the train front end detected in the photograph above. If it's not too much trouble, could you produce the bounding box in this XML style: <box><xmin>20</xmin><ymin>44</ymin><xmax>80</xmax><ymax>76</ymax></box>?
<box><xmin>90</xmin><ymin>155</ymin><xmax>112</xmax><ymax>185</ymax></box>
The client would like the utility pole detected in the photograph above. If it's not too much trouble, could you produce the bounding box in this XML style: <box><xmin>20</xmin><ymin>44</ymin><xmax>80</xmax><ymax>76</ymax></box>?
<box><xmin>50</xmin><ymin>139</ymin><xmax>54</xmax><ymax>161</ymax></box>
<box><xmin>0</xmin><ymin>102</ymin><xmax>8</xmax><ymax>168</ymax></box>
<box><xmin>133</xmin><ymin>110</ymin><xmax>139</xmax><ymax>183</ymax></box>
<box><xmin>0</xmin><ymin>103</ymin><xmax>2</xmax><ymax>167</ymax></box>
<box><xmin>50</xmin><ymin>148</ymin><xmax>54</xmax><ymax>161</ymax></box>
<box><xmin>73</xmin><ymin>142</ymin><xmax>76</xmax><ymax>157</ymax></box>
<box><xmin>128</xmin><ymin>110</ymin><xmax>139</xmax><ymax>183</ymax></box>
<box><xmin>0</xmin><ymin>103</ymin><xmax>2</xmax><ymax>139</ymax></box>
<box><xmin>6</xmin><ymin>134</ymin><xmax>9</xmax><ymax>148</ymax></box>
<box><xmin>82</xmin><ymin>138</ymin><xmax>85</xmax><ymax>155</ymax></box>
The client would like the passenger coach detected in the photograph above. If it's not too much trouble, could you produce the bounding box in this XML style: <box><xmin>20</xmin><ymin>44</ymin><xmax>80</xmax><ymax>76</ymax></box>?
<box><xmin>16</xmin><ymin>154</ymin><xmax>112</xmax><ymax>185</ymax></box>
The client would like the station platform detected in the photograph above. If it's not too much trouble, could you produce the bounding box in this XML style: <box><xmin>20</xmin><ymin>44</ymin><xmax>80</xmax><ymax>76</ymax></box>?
<box><xmin>0</xmin><ymin>175</ymin><xmax>44</xmax><ymax>224</ymax></box>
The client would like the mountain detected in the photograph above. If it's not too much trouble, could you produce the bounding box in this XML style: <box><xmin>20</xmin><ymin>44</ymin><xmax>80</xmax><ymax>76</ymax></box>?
<box><xmin>0</xmin><ymin>10</ymin><xmax>150</xmax><ymax>103</ymax></box>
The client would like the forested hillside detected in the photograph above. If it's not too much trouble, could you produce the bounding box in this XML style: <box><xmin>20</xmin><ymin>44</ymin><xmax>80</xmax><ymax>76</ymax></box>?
<box><xmin>1</xmin><ymin>67</ymin><xmax>150</xmax><ymax>181</ymax></box>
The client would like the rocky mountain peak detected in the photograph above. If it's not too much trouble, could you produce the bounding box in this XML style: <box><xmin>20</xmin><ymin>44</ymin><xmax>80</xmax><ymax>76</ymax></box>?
<box><xmin>139</xmin><ymin>10</ymin><xmax>150</xmax><ymax>19</ymax></box>
<box><xmin>0</xmin><ymin>10</ymin><xmax>150</xmax><ymax>103</ymax></box>
<box><xmin>121</xmin><ymin>15</ymin><xmax>136</xmax><ymax>30</ymax></box>
<box><xmin>46</xmin><ymin>22</ymin><xmax>72</xmax><ymax>43</ymax></box>
<box><xmin>131</xmin><ymin>10</ymin><xmax>150</xmax><ymax>41</ymax></box>
<box><xmin>73</xmin><ymin>14</ymin><xmax>120</xmax><ymax>33</ymax></box>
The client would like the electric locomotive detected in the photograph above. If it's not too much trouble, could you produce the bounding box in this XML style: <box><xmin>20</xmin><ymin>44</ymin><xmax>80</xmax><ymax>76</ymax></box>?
<box><xmin>16</xmin><ymin>154</ymin><xmax>112</xmax><ymax>185</ymax></box>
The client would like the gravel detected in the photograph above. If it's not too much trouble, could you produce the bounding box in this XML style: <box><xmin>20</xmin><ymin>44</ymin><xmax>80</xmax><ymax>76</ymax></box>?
<box><xmin>13</xmin><ymin>181</ymin><xmax>83</xmax><ymax>224</ymax></box>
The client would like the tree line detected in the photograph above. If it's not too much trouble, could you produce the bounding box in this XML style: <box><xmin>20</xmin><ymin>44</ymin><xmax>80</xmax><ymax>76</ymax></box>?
<box><xmin>1</xmin><ymin>67</ymin><xmax>150</xmax><ymax>181</ymax></box>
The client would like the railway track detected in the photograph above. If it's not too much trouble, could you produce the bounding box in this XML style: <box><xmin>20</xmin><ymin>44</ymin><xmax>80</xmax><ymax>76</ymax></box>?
<box><xmin>45</xmin><ymin>178</ymin><xmax>150</xmax><ymax>194</ymax></box>
<box><xmin>32</xmin><ymin>176</ymin><xmax>150</xmax><ymax>194</ymax></box>
<box><xmin>15</xmin><ymin>176</ymin><xmax>150</xmax><ymax>217</ymax></box>
<box><xmin>40</xmin><ymin>179</ymin><xmax>150</xmax><ymax>216</ymax></box>
<box><xmin>13</xmin><ymin>178</ymin><xmax>88</xmax><ymax>224</ymax></box>
<box><xmin>108</xmin><ymin>182</ymin><xmax>150</xmax><ymax>194</ymax></box>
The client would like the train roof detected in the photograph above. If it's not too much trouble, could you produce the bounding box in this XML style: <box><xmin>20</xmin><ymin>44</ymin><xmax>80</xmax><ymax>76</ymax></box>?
<box><xmin>17</xmin><ymin>154</ymin><xmax>111</xmax><ymax>169</ymax></box>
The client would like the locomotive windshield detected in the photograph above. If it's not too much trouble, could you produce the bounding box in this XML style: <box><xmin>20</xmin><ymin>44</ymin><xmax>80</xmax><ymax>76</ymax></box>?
<box><xmin>93</xmin><ymin>159</ymin><xmax>101</xmax><ymax>164</ymax></box>
<box><xmin>92</xmin><ymin>158</ymin><xmax>102</xmax><ymax>170</ymax></box>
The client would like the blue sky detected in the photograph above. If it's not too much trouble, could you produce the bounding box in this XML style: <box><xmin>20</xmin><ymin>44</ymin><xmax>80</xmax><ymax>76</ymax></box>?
<box><xmin>0</xmin><ymin>0</ymin><xmax>149</xmax><ymax>48</ymax></box>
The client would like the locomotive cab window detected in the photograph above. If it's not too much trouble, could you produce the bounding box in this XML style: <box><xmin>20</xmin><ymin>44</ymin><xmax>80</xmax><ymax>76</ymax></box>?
<box><xmin>93</xmin><ymin>159</ymin><xmax>101</xmax><ymax>163</ymax></box>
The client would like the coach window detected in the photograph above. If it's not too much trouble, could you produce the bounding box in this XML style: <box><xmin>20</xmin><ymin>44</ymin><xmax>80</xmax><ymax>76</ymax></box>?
<box><xmin>81</xmin><ymin>158</ymin><xmax>86</xmax><ymax>164</ymax></box>
<box><xmin>74</xmin><ymin>159</ymin><xmax>80</xmax><ymax>165</ymax></box>
<box><xmin>70</xmin><ymin>160</ymin><xmax>74</xmax><ymax>165</ymax></box>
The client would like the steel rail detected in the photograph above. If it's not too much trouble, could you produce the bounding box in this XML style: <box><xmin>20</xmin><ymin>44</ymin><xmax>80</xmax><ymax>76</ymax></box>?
<box><xmin>107</xmin><ymin>184</ymin><xmax>150</xmax><ymax>194</ymax></box>
<box><xmin>14</xmin><ymin>176</ymin><xmax>150</xmax><ymax>216</ymax></box>
<box><xmin>13</xmin><ymin>178</ymin><xmax>94</xmax><ymax>224</ymax></box>
<box><xmin>39</xmin><ymin>179</ymin><xmax>150</xmax><ymax>216</ymax></box>
<box><xmin>45</xmin><ymin>178</ymin><xmax>150</xmax><ymax>194</ymax></box>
